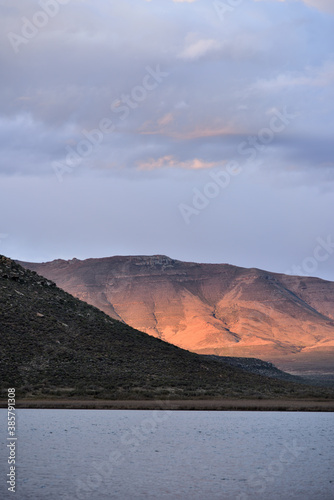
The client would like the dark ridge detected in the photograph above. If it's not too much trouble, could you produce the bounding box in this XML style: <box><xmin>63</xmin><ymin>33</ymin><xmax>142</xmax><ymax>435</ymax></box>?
<box><xmin>203</xmin><ymin>355</ymin><xmax>303</xmax><ymax>382</ymax></box>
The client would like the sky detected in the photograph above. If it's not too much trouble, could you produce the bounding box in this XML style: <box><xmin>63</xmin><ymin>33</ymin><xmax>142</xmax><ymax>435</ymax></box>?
<box><xmin>0</xmin><ymin>0</ymin><xmax>334</xmax><ymax>280</ymax></box>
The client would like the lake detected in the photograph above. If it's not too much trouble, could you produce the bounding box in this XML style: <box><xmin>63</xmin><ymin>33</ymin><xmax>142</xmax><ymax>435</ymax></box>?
<box><xmin>0</xmin><ymin>409</ymin><xmax>333</xmax><ymax>499</ymax></box>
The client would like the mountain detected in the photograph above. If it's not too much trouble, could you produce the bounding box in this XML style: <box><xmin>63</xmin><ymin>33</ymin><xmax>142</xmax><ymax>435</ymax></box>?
<box><xmin>19</xmin><ymin>255</ymin><xmax>334</xmax><ymax>376</ymax></box>
<box><xmin>2</xmin><ymin>254</ymin><xmax>322</xmax><ymax>401</ymax></box>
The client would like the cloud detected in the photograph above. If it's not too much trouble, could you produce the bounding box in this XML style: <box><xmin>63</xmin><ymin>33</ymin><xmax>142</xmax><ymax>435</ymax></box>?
<box><xmin>300</xmin><ymin>0</ymin><xmax>334</xmax><ymax>13</ymax></box>
<box><xmin>255</xmin><ymin>0</ymin><xmax>334</xmax><ymax>14</ymax></box>
<box><xmin>157</xmin><ymin>113</ymin><xmax>174</xmax><ymax>126</ymax></box>
<box><xmin>139</xmin><ymin>120</ymin><xmax>237</xmax><ymax>140</ymax></box>
<box><xmin>146</xmin><ymin>0</ymin><xmax>198</xmax><ymax>2</ymax></box>
<box><xmin>137</xmin><ymin>155</ymin><xmax>222</xmax><ymax>170</ymax></box>
<box><xmin>251</xmin><ymin>61</ymin><xmax>334</xmax><ymax>91</ymax></box>
<box><xmin>1</xmin><ymin>0</ymin><xmax>333</xmax><ymax>180</ymax></box>
<box><xmin>178</xmin><ymin>36</ymin><xmax>221</xmax><ymax>60</ymax></box>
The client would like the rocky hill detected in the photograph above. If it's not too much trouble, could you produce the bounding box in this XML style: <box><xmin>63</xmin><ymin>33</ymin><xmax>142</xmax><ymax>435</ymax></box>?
<box><xmin>0</xmin><ymin>255</ymin><xmax>329</xmax><ymax>400</ymax></box>
<box><xmin>19</xmin><ymin>255</ymin><xmax>334</xmax><ymax>375</ymax></box>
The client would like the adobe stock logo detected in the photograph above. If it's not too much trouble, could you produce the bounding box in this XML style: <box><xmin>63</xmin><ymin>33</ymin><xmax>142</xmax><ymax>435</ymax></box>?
<box><xmin>7</xmin><ymin>0</ymin><xmax>71</xmax><ymax>54</ymax></box>
<box><xmin>237</xmin><ymin>108</ymin><xmax>297</xmax><ymax>162</ymax></box>
<box><xmin>178</xmin><ymin>161</ymin><xmax>242</xmax><ymax>225</ymax></box>
<box><xmin>178</xmin><ymin>107</ymin><xmax>297</xmax><ymax>225</ymax></box>
<box><xmin>213</xmin><ymin>0</ymin><xmax>244</xmax><ymax>21</ymax></box>
<box><xmin>69</xmin><ymin>402</ymin><xmax>174</xmax><ymax>500</ymax></box>
<box><xmin>237</xmin><ymin>439</ymin><xmax>305</xmax><ymax>499</ymax></box>
<box><xmin>285</xmin><ymin>236</ymin><xmax>334</xmax><ymax>277</ymax></box>
<box><xmin>52</xmin><ymin>64</ymin><xmax>169</xmax><ymax>182</ymax></box>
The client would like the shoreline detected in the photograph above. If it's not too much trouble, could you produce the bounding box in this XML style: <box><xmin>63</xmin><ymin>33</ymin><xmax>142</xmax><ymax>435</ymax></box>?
<box><xmin>1</xmin><ymin>398</ymin><xmax>334</xmax><ymax>411</ymax></box>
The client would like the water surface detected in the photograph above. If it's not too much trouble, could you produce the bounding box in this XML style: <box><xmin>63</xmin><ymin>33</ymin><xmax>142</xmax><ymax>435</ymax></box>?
<box><xmin>0</xmin><ymin>410</ymin><xmax>333</xmax><ymax>499</ymax></box>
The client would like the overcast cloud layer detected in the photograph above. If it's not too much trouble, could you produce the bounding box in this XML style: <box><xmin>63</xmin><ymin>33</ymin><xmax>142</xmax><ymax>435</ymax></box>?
<box><xmin>0</xmin><ymin>0</ymin><xmax>334</xmax><ymax>280</ymax></box>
